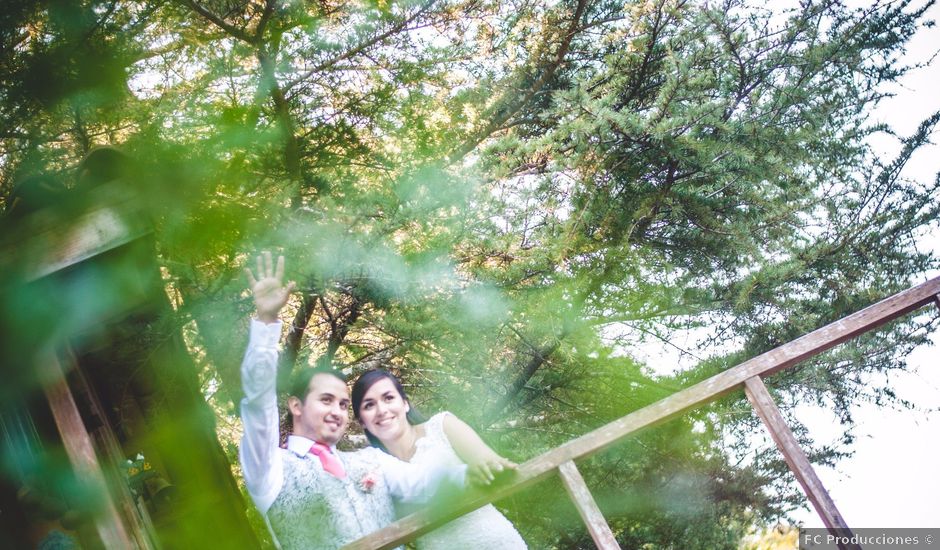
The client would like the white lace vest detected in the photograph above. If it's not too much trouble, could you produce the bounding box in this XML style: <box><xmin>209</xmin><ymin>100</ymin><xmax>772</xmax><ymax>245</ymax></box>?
<box><xmin>266</xmin><ymin>448</ymin><xmax>397</xmax><ymax>550</ymax></box>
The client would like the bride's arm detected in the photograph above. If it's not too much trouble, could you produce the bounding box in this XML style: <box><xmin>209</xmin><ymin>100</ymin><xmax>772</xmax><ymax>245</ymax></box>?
<box><xmin>442</xmin><ymin>414</ymin><xmax>517</xmax><ymax>486</ymax></box>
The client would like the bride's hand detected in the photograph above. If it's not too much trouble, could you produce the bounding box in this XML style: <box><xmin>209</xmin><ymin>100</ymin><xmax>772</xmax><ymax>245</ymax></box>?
<box><xmin>467</xmin><ymin>457</ymin><xmax>517</xmax><ymax>487</ymax></box>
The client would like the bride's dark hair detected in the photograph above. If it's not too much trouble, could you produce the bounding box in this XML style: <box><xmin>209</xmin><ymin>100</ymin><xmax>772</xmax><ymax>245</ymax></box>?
<box><xmin>351</xmin><ymin>369</ymin><xmax>427</xmax><ymax>450</ymax></box>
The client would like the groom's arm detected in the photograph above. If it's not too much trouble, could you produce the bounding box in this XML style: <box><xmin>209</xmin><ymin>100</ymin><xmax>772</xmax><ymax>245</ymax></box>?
<box><xmin>239</xmin><ymin>319</ymin><xmax>284</xmax><ymax>515</ymax></box>
<box><xmin>239</xmin><ymin>252</ymin><xmax>296</xmax><ymax>515</ymax></box>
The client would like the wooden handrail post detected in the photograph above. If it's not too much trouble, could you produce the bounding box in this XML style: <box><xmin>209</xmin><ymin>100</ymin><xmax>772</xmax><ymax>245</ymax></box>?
<box><xmin>38</xmin><ymin>349</ymin><xmax>138</xmax><ymax>549</ymax></box>
<box><xmin>743</xmin><ymin>376</ymin><xmax>859</xmax><ymax>550</ymax></box>
<box><xmin>558</xmin><ymin>461</ymin><xmax>621</xmax><ymax>549</ymax></box>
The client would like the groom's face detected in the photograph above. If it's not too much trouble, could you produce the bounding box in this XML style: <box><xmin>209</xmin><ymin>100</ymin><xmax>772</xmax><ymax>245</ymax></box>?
<box><xmin>289</xmin><ymin>373</ymin><xmax>350</xmax><ymax>445</ymax></box>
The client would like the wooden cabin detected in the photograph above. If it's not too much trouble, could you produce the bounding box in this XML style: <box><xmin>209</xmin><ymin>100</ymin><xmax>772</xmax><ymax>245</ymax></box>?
<box><xmin>0</xmin><ymin>150</ymin><xmax>259</xmax><ymax>548</ymax></box>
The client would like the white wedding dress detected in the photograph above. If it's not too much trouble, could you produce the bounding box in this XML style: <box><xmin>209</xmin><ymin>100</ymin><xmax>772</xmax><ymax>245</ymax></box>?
<box><xmin>400</xmin><ymin>412</ymin><xmax>527</xmax><ymax>550</ymax></box>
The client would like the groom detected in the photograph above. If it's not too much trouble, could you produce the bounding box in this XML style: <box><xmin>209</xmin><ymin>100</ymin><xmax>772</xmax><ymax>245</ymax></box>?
<box><xmin>239</xmin><ymin>252</ymin><xmax>465</xmax><ymax>550</ymax></box>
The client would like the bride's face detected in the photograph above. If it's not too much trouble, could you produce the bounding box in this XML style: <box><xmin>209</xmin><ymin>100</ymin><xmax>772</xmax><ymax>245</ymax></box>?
<box><xmin>358</xmin><ymin>377</ymin><xmax>412</xmax><ymax>443</ymax></box>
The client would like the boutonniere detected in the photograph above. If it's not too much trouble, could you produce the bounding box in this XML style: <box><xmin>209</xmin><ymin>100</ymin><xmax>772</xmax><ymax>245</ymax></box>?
<box><xmin>358</xmin><ymin>471</ymin><xmax>379</xmax><ymax>493</ymax></box>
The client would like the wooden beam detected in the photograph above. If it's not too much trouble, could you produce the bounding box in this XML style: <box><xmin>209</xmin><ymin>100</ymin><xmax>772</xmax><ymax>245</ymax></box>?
<box><xmin>743</xmin><ymin>377</ymin><xmax>859</xmax><ymax>550</ymax></box>
<box><xmin>344</xmin><ymin>276</ymin><xmax>940</xmax><ymax>549</ymax></box>
<box><xmin>64</xmin><ymin>348</ymin><xmax>157</xmax><ymax>549</ymax></box>
<box><xmin>0</xmin><ymin>181</ymin><xmax>152</xmax><ymax>281</ymax></box>
<box><xmin>38</xmin><ymin>349</ymin><xmax>137</xmax><ymax>549</ymax></box>
<box><xmin>934</xmin><ymin>294</ymin><xmax>940</xmax><ymax>312</ymax></box>
<box><xmin>558</xmin><ymin>461</ymin><xmax>621</xmax><ymax>550</ymax></box>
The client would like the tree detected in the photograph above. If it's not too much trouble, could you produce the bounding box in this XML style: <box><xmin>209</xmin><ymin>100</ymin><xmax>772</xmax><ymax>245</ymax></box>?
<box><xmin>1</xmin><ymin>0</ymin><xmax>938</xmax><ymax>547</ymax></box>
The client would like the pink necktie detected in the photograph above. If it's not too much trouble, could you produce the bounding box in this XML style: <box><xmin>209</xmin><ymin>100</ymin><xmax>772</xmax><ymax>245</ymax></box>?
<box><xmin>309</xmin><ymin>442</ymin><xmax>346</xmax><ymax>479</ymax></box>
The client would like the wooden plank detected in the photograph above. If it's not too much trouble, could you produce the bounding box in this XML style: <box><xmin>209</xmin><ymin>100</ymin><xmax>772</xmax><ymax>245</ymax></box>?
<box><xmin>344</xmin><ymin>276</ymin><xmax>940</xmax><ymax>550</ymax></box>
<box><xmin>39</xmin><ymin>349</ymin><xmax>137</xmax><ymax>549</ymax></box>
<box><xmin>743</xmin><ymin>377</ymin><xmax>859</xmax><ymax>550</ymax></box>
<box><xmin>558</xmin><ymin>461</ymin><xmax>621</xmax><ymax>550</ymax></box>
<box><xmin>0</xmin><ymin>180</ymin><xmax>152</xmax><ymax>281</ymax></box>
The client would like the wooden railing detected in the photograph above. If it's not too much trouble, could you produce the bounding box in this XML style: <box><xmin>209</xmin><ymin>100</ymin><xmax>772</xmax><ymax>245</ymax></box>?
<box><xmin>344</xmin><ymin>276</ymin><xmax>940</xmax><ymax>550</ymax></box>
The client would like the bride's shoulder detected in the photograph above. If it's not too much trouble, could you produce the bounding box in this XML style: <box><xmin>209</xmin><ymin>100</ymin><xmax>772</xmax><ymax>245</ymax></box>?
<box><xmin>418</xmin><ymin>411</ymin><xmax>453</xmax><ymax>439</ymax></box>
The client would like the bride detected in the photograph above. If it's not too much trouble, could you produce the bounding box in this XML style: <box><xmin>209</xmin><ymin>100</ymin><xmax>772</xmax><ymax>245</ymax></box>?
<box><xmin>351</xmin><ymin>369</ymin><xmax>527</xmax><ymax>549</ymax></box>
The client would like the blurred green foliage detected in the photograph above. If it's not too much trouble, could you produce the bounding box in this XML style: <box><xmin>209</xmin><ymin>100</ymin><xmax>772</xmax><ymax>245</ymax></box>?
<box><xmin>1</xmin><ymin>0</ymin><xmax>939</xmax><ymax>548</ymax></box>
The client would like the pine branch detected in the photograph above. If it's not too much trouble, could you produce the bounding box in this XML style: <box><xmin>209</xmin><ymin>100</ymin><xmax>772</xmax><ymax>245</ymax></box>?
<box><xmin>447</xmin><ymin>0</ymin><xmax>589</xmax><ymax>163</ymax></box>
<box><xmin>282</xmin><ymin>0</ymin><xmax>441</xmax><ymax>91</ymax></box>
<box><xmin>178</xmin><ymin>0</ymin><xmax>254</xmax><ymax>43</ymax></box>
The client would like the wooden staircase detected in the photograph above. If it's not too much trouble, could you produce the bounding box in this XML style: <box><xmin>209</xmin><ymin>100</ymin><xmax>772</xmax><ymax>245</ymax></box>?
<box><xmin>344</xmin><ymin>276</ymin><xmax>940</xmax><ymax>550</ymax></box>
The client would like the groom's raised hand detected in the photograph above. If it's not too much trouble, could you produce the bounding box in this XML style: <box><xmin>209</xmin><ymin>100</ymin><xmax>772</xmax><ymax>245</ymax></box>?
<box><xmin>245</xmin><ymin>251</ymin><xmax>296</xmax><ymax>324</ymax></box>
